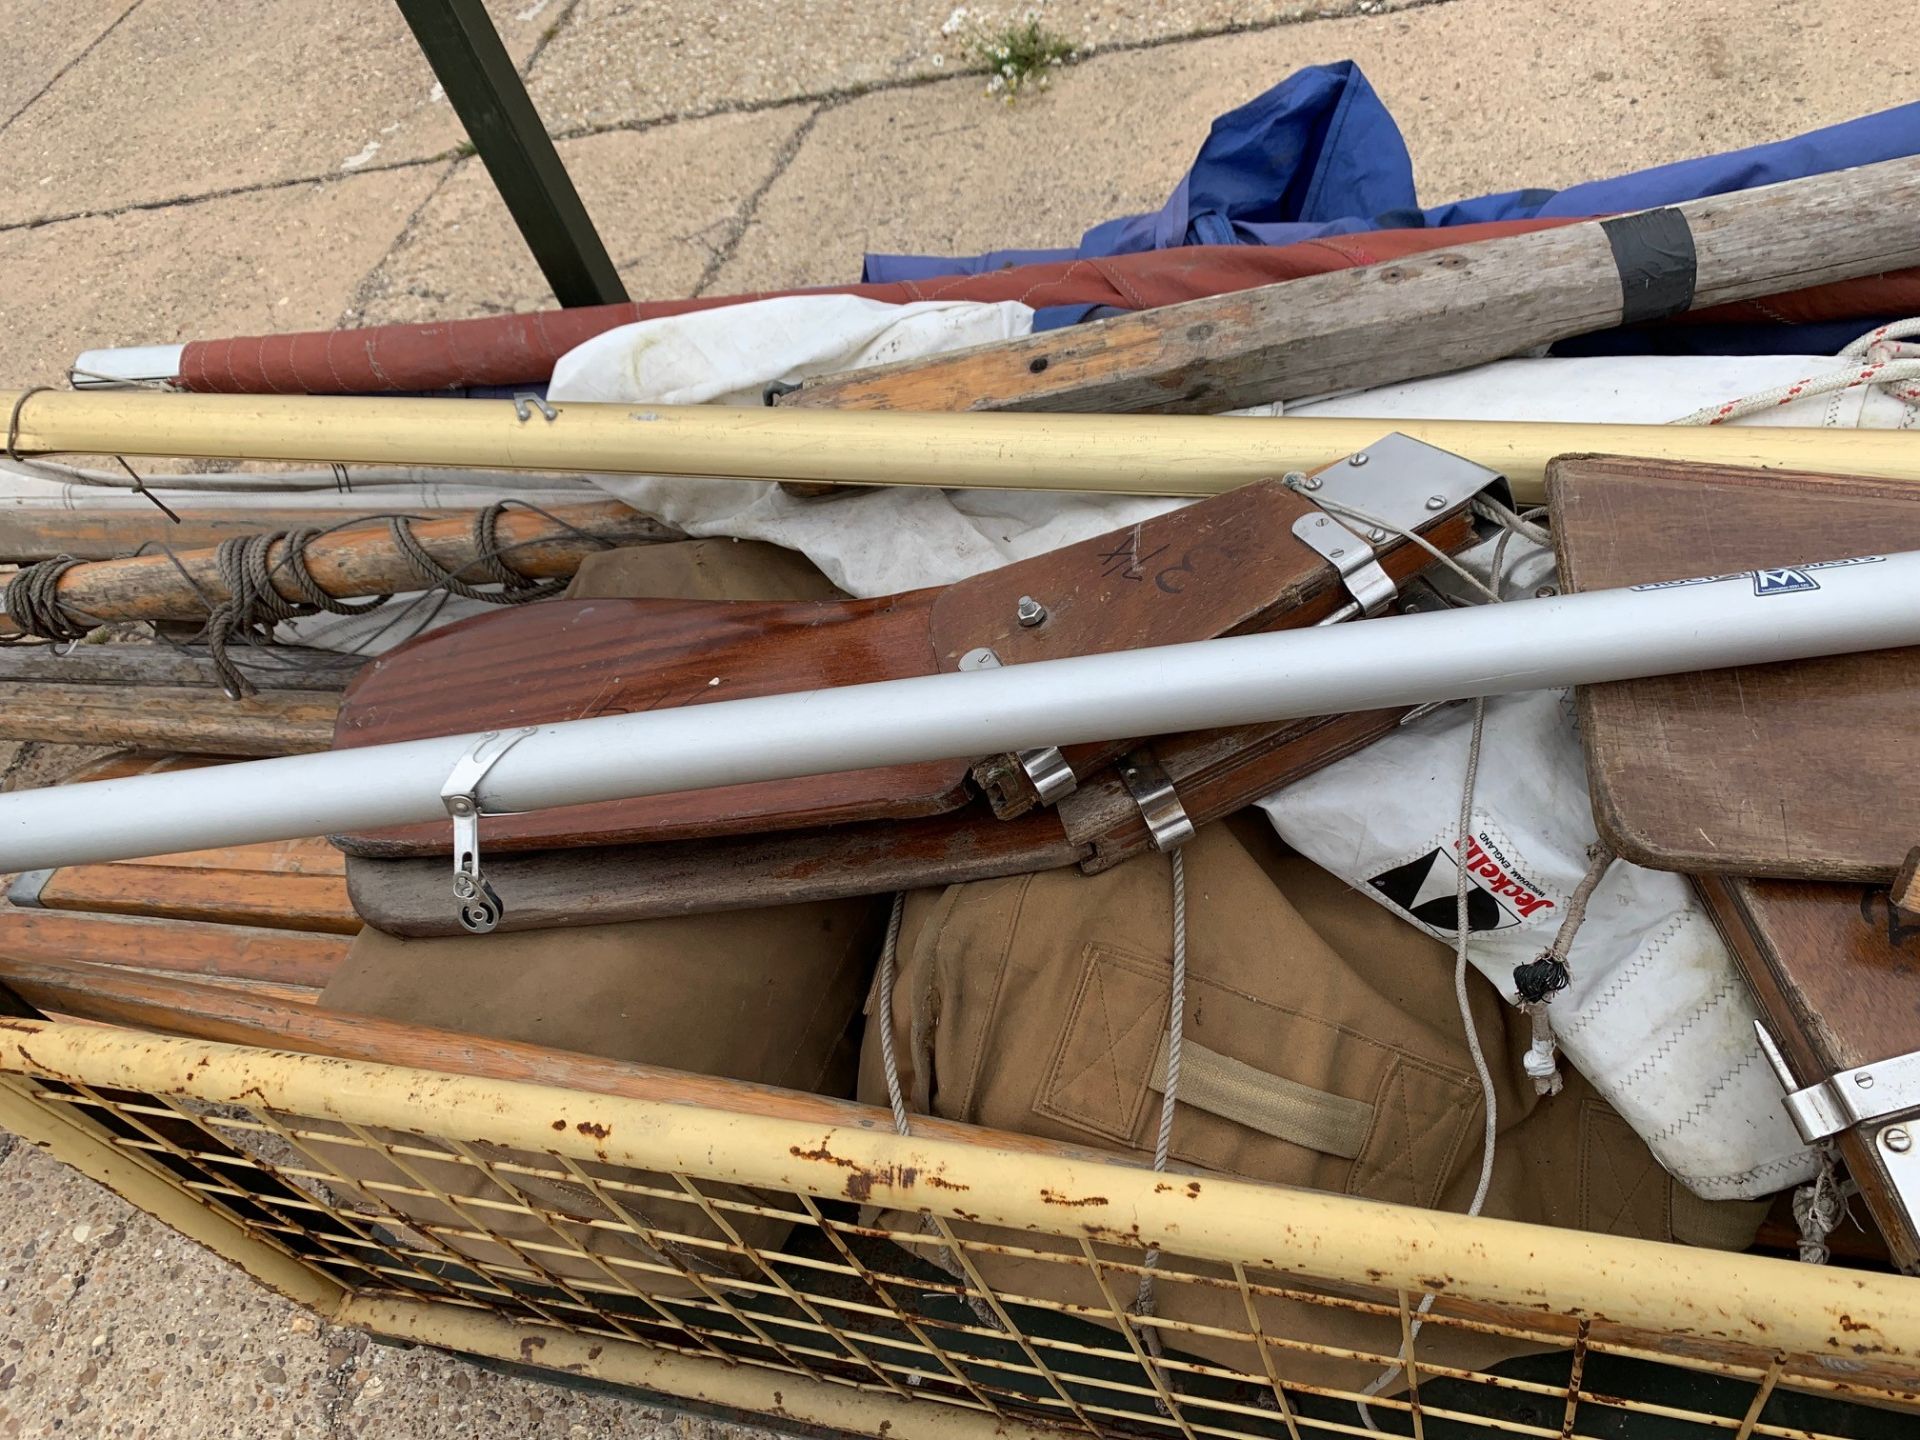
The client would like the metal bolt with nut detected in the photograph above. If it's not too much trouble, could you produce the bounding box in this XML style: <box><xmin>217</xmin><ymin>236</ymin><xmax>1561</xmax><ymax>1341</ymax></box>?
<box><xmin>1016</xmin><ymin>596</ymin><xmax>1047</xmax><ymax>628</ymax></box>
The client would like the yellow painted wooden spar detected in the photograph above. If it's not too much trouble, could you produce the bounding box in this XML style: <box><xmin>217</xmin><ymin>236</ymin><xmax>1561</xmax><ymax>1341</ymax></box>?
<box><xmin>8</xmin><ymin>388</ymin><xmax>1919</xmax><ymax>504</ymax></box>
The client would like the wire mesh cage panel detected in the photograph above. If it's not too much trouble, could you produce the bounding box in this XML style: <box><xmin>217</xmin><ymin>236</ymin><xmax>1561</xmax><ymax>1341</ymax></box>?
<box><xmin>0</xmin><ymin>1020</ymin><xmax>1914</xmax><ymax>1440</ymax></box>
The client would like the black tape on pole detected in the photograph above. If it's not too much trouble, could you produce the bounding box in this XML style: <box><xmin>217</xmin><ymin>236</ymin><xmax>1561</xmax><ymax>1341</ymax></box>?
<box><xmin>1600</xmin><ymin>208</ymin><xmax>1698</xmax><ymax>325</ymax></box>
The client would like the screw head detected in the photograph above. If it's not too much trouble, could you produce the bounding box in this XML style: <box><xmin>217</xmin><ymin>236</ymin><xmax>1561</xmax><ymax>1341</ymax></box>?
<box><xmin>1857</xmin><ymin>1071</ymin><xmax>1877</xmax><ymax>1089</ymax></box>
<box><xmin>1534</xmin><ymin>585</ymin><xmax>1558</xmax><ymax>599</ymax></box>
<box><xmin>1886</xmin><ymin>1126</ymin><xmax>1913</xmax><ymax>1154</ymax></box>
<box><xmin>1348</xmin><ymin>452</ymin><xmax>1369</xmax><ymax>467</ymax></box>
<box><xmin>1297</xmin><ymin>473</ymin><xmax>1322</xmax><ymax>491</ymax></box>
<box><xmin>448</xmin><ymin>797</ymin><xmax>474</xmax><ymax>817</ymax></box>
<box><xmin>1015</xmin><ymin>595</ymin><xmax>1047</xmax><ymax>628</ymax></box>
<box><xmin>1366</xmin><ymin>527</ymin><xmax>1388</xmax><ymax>543</ymax></box>
<box><xmin>1425</xmin><ymin>494</ymin><xmax>1447</xmax><ymax>511</ymax></box>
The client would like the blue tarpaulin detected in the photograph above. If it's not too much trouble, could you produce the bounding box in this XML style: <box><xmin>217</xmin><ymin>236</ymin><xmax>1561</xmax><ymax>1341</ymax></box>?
<box><xmin>864</xmin><ymin>61</ymin><xmax>1920</xmax><ymax>348</ymax></box>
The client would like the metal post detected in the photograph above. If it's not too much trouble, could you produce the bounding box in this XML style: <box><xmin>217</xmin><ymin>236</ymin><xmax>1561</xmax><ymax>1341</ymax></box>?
<box><xmin>394</xmin><ymin>0</ymin><xmax>629</xmax><ymax>307</ymax></box>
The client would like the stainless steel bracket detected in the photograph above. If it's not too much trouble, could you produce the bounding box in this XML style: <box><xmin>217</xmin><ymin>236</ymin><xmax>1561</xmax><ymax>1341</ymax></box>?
<box><xmin>512</xmin><ymin>392</ymin><xmax>558</xmax><ymax>423</ymax></box>
<box><xmin>1300</xmin><ymin>432</ymin><xmax>1510</xmax><ymax>528</ymax></box>
<box><xmin>1018</xmin><ymin>747</ymin><xmax>1078</xmax><ymax>804</ymax></box>
<box><xmin>1756</xmin><ymin>1022</ymin><xmax>1920</xmax><ymax>1224</ymax></box>
<box><xmin>1289</xmin><ymin>433</ymin><xmax>1508</xmax><ymax>624</ymax></box>
<box><xmin>1292</xmin><ymin>511</ymin><xmax>1397</xmax><ymax>620</ymax></box>
<box><xmin>957</xmin><ymin>647</ymin><xmax>1077</xmax><ymax>804</ymax></box>
<box><xmin>5</xmin><ymin>869</ymin><xmax>54</xmax><ymax>909</ymax></box>
<box><xmin>441</xmin><ymin>728</ymin><xmax>536</xmax><ymax>934</ymax></box>
<box><xmin>1118</xmin><ymin>749</ymin><xmax>1194</xmax><ymax>852</ymax></box>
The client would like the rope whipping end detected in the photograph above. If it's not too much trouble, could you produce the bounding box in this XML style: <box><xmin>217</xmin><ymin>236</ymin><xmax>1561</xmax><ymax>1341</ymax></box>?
<box><xmin>1793</xmin><ymin>1149</ymin><xmax>1848</xmax><ymax>1265</ymax></box>
<box><xmin>1512</xmin><ymin>953</ymin><xmax>1570</xmax><ymax>1004</ymax></box>
<box><xmin>1522</xmin><ymin>1006</ymin><xmax>1565</xmax><ymax>1097</ymax></box>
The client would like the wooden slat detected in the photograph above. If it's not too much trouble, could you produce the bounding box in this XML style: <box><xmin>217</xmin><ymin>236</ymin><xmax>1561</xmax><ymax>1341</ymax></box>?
<box><xmin>65</xmin><ymin>752</ymin><xmax>228</xmax><ymax>783</ymax></box>
<box><xmin>110</xmin><ymin>837</ymin><xmax>346</xmax><ymax>877</ymax></box>
<box><xmin>1695</xmin><ymin>873</ymin><xmax>1920</xmax><ymax>1269</ymax></box>
<box><xmin>89</xmin><ymin>973</ymin><xmax>322</xmax><ymax>1006</ymax></box>
<box><xmin>35</xmin><ymin>865</ymin><xmax>358</xmax><ymax>935</ymax></box>
<box><xmin>782</xmin><ymin>156</ymin><xmax>1920</xmax><ymax>414</ymax></box>
<box><xmin>344</xmin><ymin>711</ymin><xmax>1413</xmax><ymax>935</ymax></box>
<box><xmin>1554</xmin><ymin>455</ymin><xmax>1920</xmax><ymax>881</ymax></box>
<box><xmin>0</xmin><ymin>684</ymin><xmax>338</xmax><ymax>756</ymax></box>
<box><xmin>332</xmin><ymin>480</ymin><xmax>1459</xmax><ymax>854</ymax></box>
<box><xmin>344</xmin><ymin>803</ymin><xmax>1080</xmax><ymax>935</ymax></box>
<box><xmin>0</xmin><ymin>908</ymin><xmax>346</xmax><ymax>988</ymax></box>
<box><xmin>0</xmin><ymin>643</ymin><xmax>358</xmax><ymax>692</ymax></box>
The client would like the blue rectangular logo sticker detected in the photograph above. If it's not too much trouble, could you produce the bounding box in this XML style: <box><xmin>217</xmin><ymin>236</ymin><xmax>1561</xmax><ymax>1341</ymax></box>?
<box><xmin>1751</xmin><ymin>568</ymin><xmax>1820</xmax><ymax>596</ymax></box>
<box><xmin>1628</xmin><ymin>555</ymin><xmax>1885</xmax><ymax>594</ymax></box>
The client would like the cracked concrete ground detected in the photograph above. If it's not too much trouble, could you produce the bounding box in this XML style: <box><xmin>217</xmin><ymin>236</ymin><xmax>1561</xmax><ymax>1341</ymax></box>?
<box><xmin>0</xmin><ymin>0</ymin><xmax>1914</xmax><ymax>1433</ymax></box>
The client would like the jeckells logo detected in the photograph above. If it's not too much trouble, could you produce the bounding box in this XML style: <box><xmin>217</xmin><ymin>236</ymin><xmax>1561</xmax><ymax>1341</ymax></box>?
<box><xmin>1368</xmin><ymin>834</ymin><xmax>1558</xmax><ymax>935</ymax></box>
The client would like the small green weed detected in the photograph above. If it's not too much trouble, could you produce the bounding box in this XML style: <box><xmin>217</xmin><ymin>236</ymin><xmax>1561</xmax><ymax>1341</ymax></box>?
<box><xmin>942</xmin><ymin>9</ymin><xmax>1076</xmax><ymax>101</ymax></box>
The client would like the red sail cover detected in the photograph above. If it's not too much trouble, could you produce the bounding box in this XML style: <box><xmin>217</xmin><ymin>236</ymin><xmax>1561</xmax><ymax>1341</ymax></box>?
<box><xmin>175</xmin><ymin>220</ymin><xmax>1920</xmax><ymax>395</ymax></box>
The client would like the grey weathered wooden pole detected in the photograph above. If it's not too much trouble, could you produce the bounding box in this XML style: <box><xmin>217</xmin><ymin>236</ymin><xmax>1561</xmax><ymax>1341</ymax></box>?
<box><xmin>780</xmin><ymin>154</ymin><xmax>1920</xmax><ymax>413</ymax></box>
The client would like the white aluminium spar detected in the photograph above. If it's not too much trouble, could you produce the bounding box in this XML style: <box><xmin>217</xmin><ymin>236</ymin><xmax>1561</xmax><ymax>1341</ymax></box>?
<box><xmin>0</xmin><ymin>550</ymin><xmax>1912</xmax><ymax>873</ymax></box>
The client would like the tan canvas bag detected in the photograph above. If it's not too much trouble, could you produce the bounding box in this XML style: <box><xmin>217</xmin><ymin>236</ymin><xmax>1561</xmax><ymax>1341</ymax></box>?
<box><xmin>315</xmin><ymin>538</ymin><xmax>880</xmax><ymax>1300</ymax></box>
<box><xmin>858</xmin><ymin>815</ymin><xmax>1766</xmax><ymax>1388</ymax></box>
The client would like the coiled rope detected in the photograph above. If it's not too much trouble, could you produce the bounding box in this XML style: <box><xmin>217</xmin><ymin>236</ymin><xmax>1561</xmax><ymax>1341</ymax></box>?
<box><xmin>1669</xmin><ymin>318</ymin><xmax>1920</xmax><ymax>425</ymax></box>
<box><xmin>3</xmin><ymin>501</ymin><xmax>587</xmax><ymax>698</ymax></box>
<box><xmin>3</xmin><ymin>557</ymin><xmax>90</xmax><ymax>644</ymax></box>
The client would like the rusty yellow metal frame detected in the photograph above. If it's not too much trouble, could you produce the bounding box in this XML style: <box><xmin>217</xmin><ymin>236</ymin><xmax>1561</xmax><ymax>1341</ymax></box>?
<box><xmin>9</xmin><ymin>388</ymin><xmax>1920</xmax><ymax>505</ymax></box>
<box><xmin>1</xmin><ymin>1016</ymin><xmax>1916</xmax><ymax>1437</ymax></box>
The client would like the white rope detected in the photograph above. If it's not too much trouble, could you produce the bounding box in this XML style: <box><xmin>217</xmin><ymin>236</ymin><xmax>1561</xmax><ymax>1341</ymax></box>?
<box><xmin>1136</xmin><ymin>848</ymin><xmax>1188</xmax><ymax>1313</ymax></box>
<box><xmin>873</xmin><ymin>889</ymin><xmax>1004</xmax><ymax>1333</ymax></box>
<box><xmin>1471</xmin><ymin>493</ymin><xmax>1552</xmax><ymax>549</ymax></box>
<box><xmin>1129</xmin><ymin>846</ymin><xmax>1189</xmax><ymax>1405</ymax></box>
<box><xmin>1358</xmin><ymin>509</ymin><xmax>1548</xmax><ymax>1427</ymax></box>
<box><xmin>1668</xmin><ymin>318</ymin><xmax>1920</xmax><ymax>426</ymax></box>
<box><xmin>1793</xmin><ymin>1147</ymin><xmax>1849</xmax><ymax>1265</ymax></box>
<box><xmin>876</xmin><ymin>892</ymin><xmax>911</xmax><ymax>1136</ymax></box>
<box><xmin>1514</xmin><ymin>841</ymin><xmax>1617</xmax><ymax>1096</ymax></box>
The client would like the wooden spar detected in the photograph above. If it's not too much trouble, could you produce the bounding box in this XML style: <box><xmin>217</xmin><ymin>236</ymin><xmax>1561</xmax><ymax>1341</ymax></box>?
<box><xmin>25</xmin><ymin>862</ymin><xmax>359</xmax><ymax>933</ymax></box>
<box><xmin>6</xmin><ymin>391</ymin><xmax>1919</xmax><ymax>503</ymax></box>
<box><xmin>779</xmin><ymin>154</ymin><xmax>1920</xmax><ymax>413</ymax></box>
<box><xmin>0</xmin><ymin>506</ymin><xmax>478</xmax><ymax>562</ymax></box>
<box><xmin>0</xmin><ymin>643</ymin><xmax>356</xmax><ymax>691</ymax></box>
<box><xmin>0</xmin><ymin>952</ymin><xmax>1165</xmax><ymax>1165</ymax></box>
<box><xmin>0</xmin><ymin>684</ymin><xmax>336</xmax><ymax>756</ymax></box>
<box><xmin>0</xmin><ymin>499</ymin><xmax>675</xmax><ymax>632</ymax></box>
<box><xmin>0</xmin><ymin>910</ymin><xmax>347</xmax><ymax>989</ymax></box>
